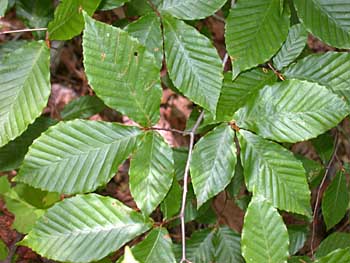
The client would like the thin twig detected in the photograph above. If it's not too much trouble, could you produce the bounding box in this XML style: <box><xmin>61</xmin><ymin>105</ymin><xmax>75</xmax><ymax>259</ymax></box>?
<box><xmin>310</xmin><ymin>132</ymin><xmax>340</xmax><ymax>257</ymax></box>
<box><xmin>212</xmin><ymin>14</ymin><xmax>225</xmax><ymax>23</ymax></box>
<box><xmin>222</xmin><ymin>53</ymin><xmax>229</xmax><ymax>70</ymax></box>
<box><xmin>267</xmin><ymin>62</ymin><xmax>285</xmax><ymax>81</ymax></box>
<box><xmin>149</xmin><ymin>126</ymin><xmax>191</xmax><ymax>136</ymax></box>
<box><xmin>0</xmin><ymin>27</ymin><xmax>47</xmax><ymax>35</ymax></box>
<box><xmin>179</xmin><ymin>110</ymin><xmax>205</xmax><ymax>263</ymax></box>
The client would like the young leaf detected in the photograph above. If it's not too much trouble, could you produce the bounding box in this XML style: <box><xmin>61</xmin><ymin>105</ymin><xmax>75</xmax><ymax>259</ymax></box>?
<box><xmin>225</xmin><ymin>0</ymin><xmax>290</xmax><ymax>78</ymax></box>
<box><xmin>99</xmin><ymin>0</ymin><xmax>129</xmax><ymax>10</ymax></box>
<box><xmin>213</xmin><ymin>226</ymin><xmax>244</xmax><ymax>263</ymax></box>
<box><xmin>190</xmin><ymin>124</ymin><xmax>237</xmax><ymax>208</ymax></box>
<box><xmin>315</xmin><ymin>232</ymin><xmax>350</xmax><ymax>258</ymax></box>
<box><xmin>216</xmin><ymin>69</ymin><xmax>276</xmax><ymax>121</ymax></box>
<box><xmin>125</xmin><ymin>12</ymin><xmax>163</xmax><ymax>68</ymax></box>
<box><xmin>273</xmin><ymin>23</ymin><xmax>308</xmax><ymax>70</ymax></box>
<box><xmin>293</xmin><ymin>0</ymin><xmax>350</xmax><ymax>49</ymax></box>
<box><xmin>83</xmin><ymin>14</ymin><xmax>162</xmax><ymax>126</ymax></box>
<box><xmin>0</xmin><ymin>116</ymin><xmax>55</xmax><ymax>171</ymax></box>
<box><xmin>16</xmin><ymin>120</ymin><xmax>142</xmax><ymax>194</ymax></box>
<box><xmin>0</xmin><ymin>41</ymin><xmax>51</xmax><ymax>147</ymax></box>
<box><xmin>163</xmin><ymin>15</ymin><xmax>223</xmax><ymax>114</ymax></box>
<box><xmin>235</xmin><ymin>79</ymin><xmax>349</xmax><ymax>143</ymax></box>
<box><xmin>129</xmin><ymin>131</ymin><xmax>174</xmax><ymax>216</ymax></box>
<box><xmin>284</xmin><ymin>52</ymin><xmax>350</xmax><ymax>105</ymax></box>
<box><xmin>288</xmin><ymin>225</ymin><xmax>308</xmax><ymax>255</ymax></box>
<box><xmin>117</xmin><ymin>228</ymin><xmax>176</xmax><ymax>263</ymax></box>
<box><xmin>48</xmin><ymin>0</ymin><xmax>101</xmax><ymax>40</ymax></box>
<box><xmin>159</xmin><ymin>0</ymin><xmax>226</xmax><ymax>20</ymax></box>
<box><xmin>19</xmin><ymin>194</ymin><xmax>152</xmax><ymax>263</ymax></box>
<box><xmin>315</xmin><ymin>248</ymin><xmax>350</xmax><ymax>263</ymax></box>
<box><xmin>322</xmin><ymin>172</ymin><xmax>349</xmax><ymax>230</ymax></box>
<box><xmin>60</xmin><ymin>95</ymin><xmax>105</xmax><ymax>120</ymax></box>
<box><xmin>238</xmin><ymin>130</ymin><xmax>311</xmax><ymax>216</ymax></box>
<box><xmin>160</xmin><ymin>180</ymin><xmax>182</xmax><ymax>220</ymax></box>
<box><xmin>241</xmin><ymin>196</ymin><xmax>289</xmax><ymax>263</ymax></box>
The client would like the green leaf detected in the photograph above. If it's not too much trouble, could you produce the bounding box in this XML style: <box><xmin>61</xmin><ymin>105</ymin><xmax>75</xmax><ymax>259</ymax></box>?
<box><xmin>293</xmin><ymin>0</ymin><xmax>350</xmax><ymax>49</ymax></box>
<box><xmin>238</xmin><ymin>130</ymin><xmax>311</xmax><ymax>215</ymax></box>
<box><xmin>117</xmin><ymin>228</ymin><xmax>176</xmax><ymax>263</ymax></box>
<box><xmin>288</xmin><ymin>256</ymin><xmax>312</xmax><ymax>263</ymax></box>
<box><xmin>60</xmin><ymin>95</ymin><xmax>105</xmax><ymax>120</ymax></box>
<box><xmin>173</xmin><ymin>147</ymin><xmax>188</xmax><ymax>181</ymax></box>
<box><xmin>214</xmin><ymin>226</ymin><xmax>244</xmax><ymax>263</ymax></box>
<box><xmin>0</xmin><ymin>41</ymin><xmax>51</xmax><ymax>147</ymax></box>
<box><xmin>296</xmin><ymin>156</ymin><xmax>323</xmax><ymax>188</ymax></box>
<box><xmin>312</xmin><ymin>132</ymin><xmax>335</xmax><ymax>165</ymax></box>
<box><xmin>273</xmin><ymin>24</ymin><xmax>308</xmax><ymax>70</ymax></box>
<box><xmin>160</xmin><ymin>180</ymin><xmax>182</xmax><ymax>220</ymax></box>
<box><xmin>0</xmin><ymin>238</ymin><xmax>8</xmax><ymax>260</ymax></box>
<box><xmin>226</xmin><ymin>156</ymin><xmax>244</xmax><ymax>198</ymax></box>
<box><xmin>163</xmin><ymin>15</ymin><xmax>223</xmax><ymax>114</ymax></box>
<box><xmin>48</xmin><ymin>0</ymin><xmax>101</xmax><ymax>40</ymax></box>
<box><xmin>0</xmin><ymin>40</ymin><xmax>27</xmax><ymax>61</ymax></box>
<box><xmin>235</xmin><ymin>79</ymin><xmax>349</xmax><ymax>143</ymax></box>
<box><xmin>159</xmin><ymin>0</ymin><xmax>226</xmax><ymax>20</ymax></box>
<box><xmin>322</xmin><ymin>172</ymin><xmax>349</xmax><ymax>230</ymax></box>
<box><xmin>122</xmin><ymin>246</ymin><xmax>139</xmax><ymax>263</ymax></box>
<box><xmin>174</xmin><ymin>229</ymin><xmax>215</xmax><ymax>263</ymax></box>
<box><xmin>99</xmin><ymin>0</ymin><xmax>129</xmax><ymax>10</ymax></box>
<box><xmin>0</xmin><ymin>116</ymin><xmax>56</xmax><ymax>171</ymax></box>
<box><xmin>226</xmin><ymin>0</ymin><xmax>290</xmax><ymax>78</ymax></box>
<box><xmin>315</xmin><ymin>248</ymin><xmax>350</xmax><ymax>263</ymax></box>
<box><xmin>284</xmin><ymin>52</ymin><xmax>350</xmax><ymax>105</ymax></box>
<box><xmin>20</xmin><ymin>194</ymin><xmax>152</xmax><ymax>263</ymax></box>
<box><xmin>0</xmin><ymin>0</ymin><xmax>7</xmax><ymax>17</ymax></box>
<box><xmin>315</xmin><ymin>232</ymin><xmax>350</xmax><ymax>258</ymax></box>
<box><xmin>16</xmin><ymin>0</ymin><xmax>54</xmax><ymax>39</ymax></box>
<box><xmin>83</xmin><ymin>14</ymin><xmax>162</xmax><ymax>126</ymax></box>
<box><xmin>129</xmin><ymin>131</ymin><xmax>174</xmax><ymax>215</ymax></box>
<box><xmin>288</xmin><ymin>225</ymin><xmax>308</xmax><ymax>255</ymax></box>
<box><xmin>216</xmin><ymin>69</ymin><xmax>276</xmax><ymax>121</ymax></box>
<box><xmin>125</xmin><ymin>12</ymin><xmax>163</xmax><ymax>68</ymax></box>
<box><xmin>16</xmin><ymin>120</ymin><xmax>142</xmax><ymax>194</ymax></box>
<box><xmin>241</xmin><ymin>196</ymin><xmax>289</xmax><ymax>263</ymax></box>
<box><xmin>190</xmin><ymin>124</ymin><xmax>237</xmax><ymax>207</ymax></box>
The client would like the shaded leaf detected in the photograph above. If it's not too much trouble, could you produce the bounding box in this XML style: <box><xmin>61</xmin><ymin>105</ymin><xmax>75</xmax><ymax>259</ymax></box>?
<box><xmin>159</xmin><ymin>0</ymin><xmax>226</xmax><ymax>20</ymax></box>
<box><xmin>288</xmin><ymin>256</ymin><xmax>312</xmax><ymax>263</ymax></box>
<box><xmin>83</xmin><ymin>14</ymin><xmax>162</xmax><ymax>126</ymax></box>
<box><xmin>284</xmin><ymin>52</ymin><xmax>350</xmax><ymax>105</ymax></box>
<box><xmin>160</xmin><ymin>180</ymin><xmax>182</xmax><ymax>220</ymax></box>
<box><xmin>235</xmin><ymin>79</ymin><xmax>349</xmax><ymax>143</ymax></box>
<box><xmin>293</xmin><ymin>0</ymin><xmax>350</xmax><ymax>48</ymax></box>
<box><xmin>16</xmin><ymin>120</ymin><xmax>142</xmax><ymax>194</ymax></box>
<box><xmin>315</xmin><ymin>248</ymin><xmax>350</xmax><ymax>263</ymax></box>
<box><xmin>190</xmin><ymin>124</ymin><xmax>237</xmax><ymax>207</ymax></box>
<box><xmin>322</xmin><ymin>172</ymin><xmax>349</xmax><ymax>230</ymax></box>
<box><xmin>99</xmin><ymin>0</ymin><xmax>129</xmax><ymax>10</ymax></box>
<box><xmin>226</xmin><ymin>0</ymin><xmax>290</xmax><ymax>78</ymax></box>
<box><xmin>315</xmin><ymin>232</ymin><xmax>350</xmax><ymax>258</ymax></box>
<box><xmin>163</xmin><ymin>15</ymin><xmax>223</xmax><ymax>114</ymax></box>
<box><xmin>216</xmin><ymin>69</ymin><xmax>276</xmax><ymax>121</ymax></box>
<box><xmin>0</xmin><ymin>0</ymin><xmax>7</xmax><ymax>16</ymax></box>
<box><xmin>0</xmin><ymin>41</ymin><xmax>51</xmax><ymax>147</ymax></box>
<box><xmin>129</xmin><ymin>131</ymin><xmax>174</xmax><ymax>215</ymax></box>
<box><xmin>241</xmin><ymin>196</ymin><xmax>289</xmax><ymax>263</ymax></box>
<box><xmin>60</xmin><ymin>95</ymin><xmax>105</xmax><ymax>120</ymax></box>
<box><xmin>273</xmin><ymin>24</ymin><xmax>308</xmax><ymax>70</ymax></box>
<box><xmin>238</xmin><ymin>130</ymin><xmax>311</xmax><ymax>215</ymax></box>
<box><xmin>0</xmin><ymin>238</ymin><xmax>8</xmax><ymax>260</ymax></box>
<box><xmin>288</xmin><ymin>225</ymin><xmax>308</xmax><ymax>255</ymax></box>
<box><xmin>173</xmin><ymin>147</ymin><xmax>188</xmax><ymax>181</ymax></box>
<box><xmin>20</xmin><ymin>194</ymin><xmax>152</xmax><ymax>263</ymax></box>
<box><xmin>48</xmin><ymin>0</ymin><xmax>101</xmax><ymax>40</ymax></box>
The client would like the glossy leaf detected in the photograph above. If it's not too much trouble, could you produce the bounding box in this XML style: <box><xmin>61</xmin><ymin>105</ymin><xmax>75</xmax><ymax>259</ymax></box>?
<box><xmin>117</xmin><ymin>228</ymin><xmax>176</xmax><ymax>263</ymax></box>
<box><xmin>125</xmin><ymin>12</ymin><xmax>163</xmax><ymax>68</ymax></box>
<box><xmin>160</xmin><ymin>180</ymin><xmax>182</xmax><ymax>220</ymax></box>
<box><xmin>273</xmin><ymin>24</ymin><xmax>308</xmax><ymax>70</ymax></box>
<box><xmin>226</xmin><ymin>0</ymin><xmax>290</xmax><ymax>78</ymax></box>
<box><xmin>48</xmin><ymin>0</ymin><xmax>101</xmax><ymax>40</ymax></box>
<box><xmin>315</xmin><ymin>248</ymin><xmax>350</xmax><ymax>263</ymax></box>
<box><xmin>60</xmin><ymin>95</ymin><xmax>105</xmax><ymax>120</ymax></box>
<box><xmin>0</xmin><ymin>41</ymin><xmax>51</xmax><ymax>147</ymax></box>
<box><xmin>315</xmin><ymin>232</ymin><xmax>350</xmax><ymax>258</ymax></box>
<box><xmin>284</xmin><ymin>52</ymin><xmax>350</xmax><ymax>105</ymax></box>
<box><xmin>83</xmin><ymin>14</ymin><xmax>162</xmax><ymax>126</ymax></box>
<box><xmin>159</xmin><ymin>0</ymin><xmax>226</xmax><ymax>20</ymax></box>
<box><xmin>16</xmin><ymin>120</ymin><xmax>142</xmax><ymax>194</ymax></box>
<box><xmin>293</xmin><ymin>0</ymin><xmax>350</xmax><ymax>48</ymax></box>
<box><xmin>288</xmin><ymin>225</ymin><xmax>308</xmax><ymax>255</ymax></box>
<box><xmin>129</xmin><ymin>131</ymin><xmax>174</xmax><ymax>215</ymax></box>
<box><xmin>214</xmin><ymin>226</ymin><xmax>244</xmax><ymax>263</ymax></box>
<box><xmin>190</xmin><ymin>124</ymin><xmax>237</xmax><ymax>207</ymax></box>
<box><xmin>0</xmin><ymin>116</ymin><xmax>55</xmax><ymax>171</ymax></box>
<box><xmin>99</xmin><ymin>0</ymin><xmax>129</xmax><ymax>10</ymax></box>
<box><xmin>20</xmin><ymin>194</ymin><xmax>152</xmax><ymax>263</ymax></box>
<box><xmin>163</xmin><ymin>15</ymin><xmax>223</xmax><ymax>114</ymax></box>
<box><xmin>241</xmin><ymin>196</ymin><xmax>289</xmax><ymax>263</ymax></box>
<box><xmin>235</xmin><ymin>79</ymin><xmax>349</xmax><ymax>143</ymax></box>
<box><xmin>238</xmin><ymin>130</ymin><xmax>311</xmax><ymax>215</ymax></box>
<box><xmin>216</xmin><ymin>69</ymin><xmax>276</xmax><ymax>121</ymax></box>
<box><xmin>322</xmin><ymin>172</ymin><xmax>349</xmax><ymax>230</ymax></box>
